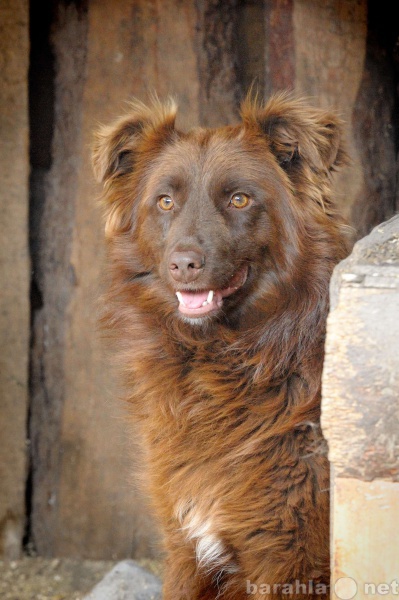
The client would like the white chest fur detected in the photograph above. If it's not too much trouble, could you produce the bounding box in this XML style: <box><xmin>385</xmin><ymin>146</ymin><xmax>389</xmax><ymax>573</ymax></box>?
<box><xmin>175</xmin><ymin>500</ymin><xmax>238</xmax><ymax>574</ymax></box>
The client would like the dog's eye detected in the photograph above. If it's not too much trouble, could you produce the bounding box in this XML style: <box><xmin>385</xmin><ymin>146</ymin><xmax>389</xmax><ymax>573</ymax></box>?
<box><xmin>158</xmin><ymin>195</ymin><xmax>174</xmax><ymax>211</ymax></box>
<box><xmin>230</xmin><ymin>193</ymin><xmax>251</xmax><ymax>209</ymax></box>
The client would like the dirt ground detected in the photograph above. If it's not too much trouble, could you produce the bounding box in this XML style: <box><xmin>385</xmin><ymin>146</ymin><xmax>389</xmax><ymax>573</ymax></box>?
<box><xmin>0</xmin><ymin>556</ymin><xmax>162</xmax><ymax>600</ymax></box>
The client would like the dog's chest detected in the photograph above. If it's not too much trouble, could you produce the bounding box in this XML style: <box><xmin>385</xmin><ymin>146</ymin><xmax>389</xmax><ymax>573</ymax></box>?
<box><xmin>175</xmin><ymin>499</ymin><xmax>237</xmax><ymax>574</ymax></box>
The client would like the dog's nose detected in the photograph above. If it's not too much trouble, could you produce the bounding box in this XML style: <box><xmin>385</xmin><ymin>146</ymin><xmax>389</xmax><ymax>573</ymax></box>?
<box><xmin>169</xmin><ymin>250</ymin><xmax>205</xmax><ymax>283</ymax></box>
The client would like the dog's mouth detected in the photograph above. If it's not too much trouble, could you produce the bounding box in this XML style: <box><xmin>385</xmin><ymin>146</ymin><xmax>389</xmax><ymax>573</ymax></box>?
<box><xmin>175</xmin><ymin>265</ymin><xmax>249</xmax><ymax>318</ymax></box>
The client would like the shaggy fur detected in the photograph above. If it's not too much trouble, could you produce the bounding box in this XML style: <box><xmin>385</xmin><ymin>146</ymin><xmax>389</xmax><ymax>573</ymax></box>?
<box><xmin>93</xmin><ymin>93</ymin><xmax>351</xmax><ymax>600</ymax></box>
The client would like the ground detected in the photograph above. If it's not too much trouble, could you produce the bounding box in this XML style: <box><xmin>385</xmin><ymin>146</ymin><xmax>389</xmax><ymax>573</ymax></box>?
<box><xmin>0</xmin><ymin>557</ymin><xmax>162</xmax><ymax>600</ymax></box>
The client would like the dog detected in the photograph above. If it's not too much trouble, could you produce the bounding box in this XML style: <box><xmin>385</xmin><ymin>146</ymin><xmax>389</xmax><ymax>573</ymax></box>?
<box><xmin>92</xmin><ymin>93</ymin><xmax>351</xmax><ymax>600</ymax></box>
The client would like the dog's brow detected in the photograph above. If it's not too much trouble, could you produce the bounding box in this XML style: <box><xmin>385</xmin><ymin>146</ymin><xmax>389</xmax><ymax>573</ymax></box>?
<box><xmin>146</xmin><ymin>172</ymin><xmax>186</xmax><ymax>196</ymax></box>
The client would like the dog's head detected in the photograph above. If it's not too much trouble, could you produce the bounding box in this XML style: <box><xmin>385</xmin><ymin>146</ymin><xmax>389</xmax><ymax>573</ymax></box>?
<box><xmin>93</xmin><ymin>94</ymin><xmax>347</xmax><ymax>327</ymax></box>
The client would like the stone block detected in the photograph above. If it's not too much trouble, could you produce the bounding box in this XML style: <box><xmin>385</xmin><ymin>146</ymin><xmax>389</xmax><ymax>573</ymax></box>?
<box><xmin>83</xmin><ymin>561</ymin><xmax>161</xmax><ymax>600</ymax></box>
<box><xmin>322</xmin><ymin>215</ymin><xmax>399</xmax><ymax>481</ymax></box>
<box><xmin>322</xmin><ymin>215</ymin><xmax>399</xmax><ymax>597</ymax></box>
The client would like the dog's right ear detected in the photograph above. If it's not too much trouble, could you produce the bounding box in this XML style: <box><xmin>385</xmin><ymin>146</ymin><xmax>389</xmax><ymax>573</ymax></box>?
<box><xmin>240</xmin><ymin>92</ymin><xmax>346</xmax><ymax>174</ymax></box>
<box><xmin>92</xmin><ymin>98</ymin><xmax>177</xmax><ymax>183</ymax></box>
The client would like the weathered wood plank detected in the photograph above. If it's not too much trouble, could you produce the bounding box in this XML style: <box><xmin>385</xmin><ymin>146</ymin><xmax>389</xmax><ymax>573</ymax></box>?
<box><xmin>293</xmin><ymin>0</ymin><xmax>368</xmax><ymax>224</ymax></box>
<box><xmin>0</xmin><ymin>0</ymin><xmax>30</xmax><ymax>559</ymax></box>
<box><xmin>30</xmin><ymin>0</ymin><xmax>241</xmax><ymax>559</ymax></box>
<box><xmin>351</xmin><ymin>1</ymin><xmax>399</xmax><ymax>238</ymax></box>
<box><xmin>25</xmin><ymin>0</ymin><xmax>398</xmax><ymax>561</ymax></box>
<box><xmin>195</xmin><ymin>0</ymin><xmax>240</xmax><ymax>126</ymax></box>
<box><xmin>264</xmin><ymin>0</ymin><xmax>295</xmax><ymax>96</ymax></box>
<box><xmin>29</xmin><ymin>1</ymin><xmax>92</xmax><ymax>557</ymax></box>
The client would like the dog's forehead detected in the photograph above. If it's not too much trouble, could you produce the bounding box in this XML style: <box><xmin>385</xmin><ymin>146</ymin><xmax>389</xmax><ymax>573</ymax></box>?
<box><xmin>152</xmin><ymin>126</ymin><xmax>274</xmax><ymax>181</ymax></box>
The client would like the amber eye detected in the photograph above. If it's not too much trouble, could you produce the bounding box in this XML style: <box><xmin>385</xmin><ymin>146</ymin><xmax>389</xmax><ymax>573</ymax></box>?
<box><xmin>158</xmin><ymin>195</ymin><xmax>174</xmax><ymax>211</ymax></box>
<box><xmin>230</xmin><ymin>192</ymin><xmax>251</xmax><ymax>209</ymax></box>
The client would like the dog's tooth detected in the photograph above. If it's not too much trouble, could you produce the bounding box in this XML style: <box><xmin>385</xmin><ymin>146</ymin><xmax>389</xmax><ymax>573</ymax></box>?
<box><xmin>176</xmin><ymin>292</ymin><xmax>185</xmax><ymax>306</ymax></box>
<box><xmin>202</xmin><ymin>301</ymin><xmax>208</xmax><ymax>307</ymax></box>
<box><xmin>207</xmin><ymin>290</ymin><xmax>214</xmax><ymax>304</ymax></box>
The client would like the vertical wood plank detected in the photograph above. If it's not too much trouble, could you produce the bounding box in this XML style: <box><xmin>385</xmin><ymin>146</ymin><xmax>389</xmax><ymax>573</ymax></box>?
<box><xmin>0</xmin><ymin>0</ymin><xmax>30</xmax><ymax>559</ymax></box>
<box><xmin>351</xmin><ymin>2</ymin><xmax>399</xmax><ymax>238</ymax></box>
<box><xmin>30</xmin><ymin>1</ymin><xmax>92</xmax><ymax>556</ymax></box>
<box><xmin>195</xmin><ymin>0</ymin><xmax>241</xmax><ymax>126</ymax></box>
<box><xmin>25</xmin><ymin>0</ymin><xmax>398</xmax><ymax>561</ymax></box>
<box><xmin>264</xmin><ymin>0</ymin><xmax>295</xmax><ymax>96</ymax></box>
<box><xmin>30</xmin><ymin>0</ymin><xmax>241</xmax><ymax>559</ymax></box>
<box><xmin>293</xmin><ymin>0</ymin><xmax>368</xmax><ymax>223</ymax></box>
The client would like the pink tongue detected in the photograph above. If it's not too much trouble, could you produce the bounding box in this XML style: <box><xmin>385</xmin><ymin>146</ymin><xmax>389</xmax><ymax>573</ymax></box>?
<box><xmin>179</xmin><ymin>291</ymin><xmax>209</xmax><ymax>309</ymax></box>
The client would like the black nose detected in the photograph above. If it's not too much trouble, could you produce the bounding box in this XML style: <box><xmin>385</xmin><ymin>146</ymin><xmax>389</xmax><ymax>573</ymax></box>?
<box><xmin>169</xmin><ymin>250</ymin><xmax>205</xmax><ymax>283</ymax></box>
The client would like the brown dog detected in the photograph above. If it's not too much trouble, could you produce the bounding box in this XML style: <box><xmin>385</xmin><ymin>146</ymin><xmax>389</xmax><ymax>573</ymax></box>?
<box><xmin>93</xmin><ymin>94</ymin><xmax>350</xmax><ymax>600</ymax></box>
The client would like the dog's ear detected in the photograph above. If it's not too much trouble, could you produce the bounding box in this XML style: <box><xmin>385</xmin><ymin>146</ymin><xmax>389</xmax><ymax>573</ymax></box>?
<box><xmin>240</xmin><ymin>92</ymin><xmax>345</xmax><ymax>173</ymax></box>
<box><xmin>92</xmin><ymin>98</ymin><xmax>177</xmax><ymax>183</ymax></box>
<box><xmin>93</xmin><ymin>98</ymin><xmax>177</xmax><ymax>237</ymax></box>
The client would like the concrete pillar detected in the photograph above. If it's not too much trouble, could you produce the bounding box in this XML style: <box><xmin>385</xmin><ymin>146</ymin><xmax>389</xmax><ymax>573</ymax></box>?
<box><xmin>322</xmin><ymin>215</ymin><xmax>399</xmax><ymax>599</ymax></box>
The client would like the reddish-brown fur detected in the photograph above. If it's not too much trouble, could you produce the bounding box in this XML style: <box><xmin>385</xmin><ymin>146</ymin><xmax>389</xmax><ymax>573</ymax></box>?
<box><xmin>93</xmin><ymin>94</ymin><xmax>351</xmax><ymax>600</ymax></box>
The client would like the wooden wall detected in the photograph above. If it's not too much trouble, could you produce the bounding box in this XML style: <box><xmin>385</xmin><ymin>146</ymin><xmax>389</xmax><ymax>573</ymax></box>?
<box><xmin>0</xmin><ymin>0</ymin><xmax>398</xmax><ymax>560</ymax></box>
<box><xmin>0</xmin><ymin>0</ymin><xmax>30</xmax><ymax>560</ymax></box>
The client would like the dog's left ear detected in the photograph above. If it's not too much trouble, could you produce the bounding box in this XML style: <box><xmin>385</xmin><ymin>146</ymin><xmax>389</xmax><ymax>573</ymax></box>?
<box><xmin>92</xmin><ymin>98</ymin><xmax>177</xmax><ymax>237</ymax></box>
<box><xmin>241</xmin><ymin>93</ymin><xmax>345</xmax><ymax>173</ymax></box>
<box><xmin>92</xmin><ymin>97</ymin><xmax>177</xmax><ymax>183</ymax></box>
